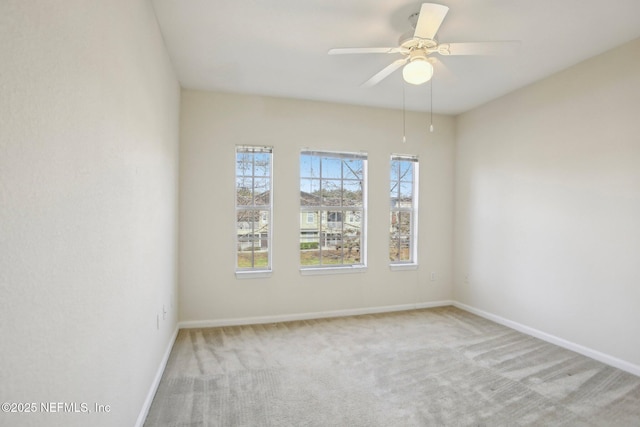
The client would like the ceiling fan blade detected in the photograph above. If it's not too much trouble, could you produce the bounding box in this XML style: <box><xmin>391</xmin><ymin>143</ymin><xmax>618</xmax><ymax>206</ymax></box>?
<box><xmin>361</xmin><ymin>58</ymin><xmax>408</xmax><ymax>87</ymax></box>
<box><xmin>329</xmin><ymin>47</ymin><xmax>403</xmax><ymax>55</ymax></box>
<box><xmin>414</xmin><ymin>3</ymin><xmax>450</xmax><ymax>40</ymax></box>
<box><xmin>438</xmin><ymin>41</ymin><xmax>521</xmax><ymax>56</ymax></box>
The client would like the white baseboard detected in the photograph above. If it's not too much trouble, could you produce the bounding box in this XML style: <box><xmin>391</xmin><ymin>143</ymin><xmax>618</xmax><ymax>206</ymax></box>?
<box><xmin>178</xmin><ymin>300</ymin><xmax>454</xmax><ymax>329</ymax></box>
<box><xmin>135</xmin><ymin>326</ymin><xmax>179</xmax><ymax>427</ymax></box>
<box><xmin>453</xmin><ymin>301</ymin><xmax>640</xmax><ymax>378</ymax></box>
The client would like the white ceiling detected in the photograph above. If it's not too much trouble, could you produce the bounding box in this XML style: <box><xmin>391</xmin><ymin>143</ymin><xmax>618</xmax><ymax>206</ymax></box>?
<box><xmin>151</xmin><ymin>0</ymin><xmax>640</xmax><ymax>115</ymax></box>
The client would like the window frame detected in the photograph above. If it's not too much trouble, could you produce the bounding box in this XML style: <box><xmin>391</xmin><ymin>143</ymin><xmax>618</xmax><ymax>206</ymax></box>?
<box><xmin>389</xmin><ymin>154</ymin><xmax>419</xmax><ymax>269</ymax></box>
<box><xmin>235</xmin><ymin>145</ymin><xmax>273</xmax><ymax>278</ymax></box>
<box><xmin>299</xmin><ymin>150</ymin><xmax>368</xmax><ymax>274</ymax></box>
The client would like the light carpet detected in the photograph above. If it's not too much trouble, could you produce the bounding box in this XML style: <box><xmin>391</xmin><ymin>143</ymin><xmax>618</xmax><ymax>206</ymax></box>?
<box><xmin>144</xmin><ymin>306</ymin><xmax>640</xmax><ymax>426</ymax></box>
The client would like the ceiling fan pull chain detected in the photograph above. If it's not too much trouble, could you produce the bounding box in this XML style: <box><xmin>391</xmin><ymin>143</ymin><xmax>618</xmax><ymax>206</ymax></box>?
<box><xmin>403</xmin><ymin>82</ymin><xmax>407</xmax><ymax>143</ymax></box>
<box><xmin>429</xmin><ymin>77</ymin><xmax>434</xmax><ymax>133</ymax></box>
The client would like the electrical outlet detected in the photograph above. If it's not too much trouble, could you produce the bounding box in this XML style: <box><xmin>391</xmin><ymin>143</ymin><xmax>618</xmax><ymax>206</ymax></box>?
<box><xmin>162</xmin><ymin>304</ymin><xmax>166</xmax><ymax>320</ymax></box>
<box><xmin>430</xmin><ymin>272</ymin><xmax>436</xmax><ymax>281</ymax></box>
<box><xmin>156</xmin><ymin>314</ymin><xmax>159</xmax><ymax>330</ymax></box>
<box><xmin>464</xmin><ymin>274</ymin><xmax>469</xmax><ymax>284</ymax></box>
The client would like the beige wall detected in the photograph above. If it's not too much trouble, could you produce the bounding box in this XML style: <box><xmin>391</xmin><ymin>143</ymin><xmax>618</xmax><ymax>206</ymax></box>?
<box><xmin>179</xmin><ymin>91</ymin><xmax>455</xmax><ymax>322</ymax></box>
<box><xmin>0</xmin><ymin>1</ymin><xmax>180</xmax><ymax>426</ymax></box>
<box><xmin>454</xmin><ymin>38</ymin><xmax>640</xmax><ymax>367</ymax></box>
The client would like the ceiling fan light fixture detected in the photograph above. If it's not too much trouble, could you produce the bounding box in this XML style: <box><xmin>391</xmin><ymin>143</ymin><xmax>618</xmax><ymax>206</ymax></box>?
<box><xmin>402</xmin><ymin>57</ymin><xmax>433</xmax><ymax>85</ymax></box>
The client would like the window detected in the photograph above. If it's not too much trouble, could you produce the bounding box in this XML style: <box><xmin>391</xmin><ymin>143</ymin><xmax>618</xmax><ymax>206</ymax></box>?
<box><xmin>300</xmin><ymin>151</ymin><xmax>367</xmax><ymax>269</ymax></box>
<box><xmin>390</xmin><ymin>154</ymin><xmax>418</xmax><ymax>265</ymax></box>
<box><xmin>235</xmin><ymin>146</ymin><xmax>272</xmax><ymax>273</ymax></box>
<box><xmin>327</xmin><ymin>211</ymin><xmax>342</xmax><ymax>223</ymax></box>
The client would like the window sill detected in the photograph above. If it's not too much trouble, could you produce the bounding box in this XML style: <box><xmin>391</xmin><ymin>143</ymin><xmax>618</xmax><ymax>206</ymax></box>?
<box><xmin>299</xmin><ymin>265</ymin><xmax>367</xmax><ymax>276</ymax></box>
<box><xmin>389</xmin><ymin>263</ymin><xmax>419</xmax><ymax>272</ymax></box>
<box><xmin>235</xmin><ymin>270</ymin><xmax>273</xmax><ymax>279</ymax></box>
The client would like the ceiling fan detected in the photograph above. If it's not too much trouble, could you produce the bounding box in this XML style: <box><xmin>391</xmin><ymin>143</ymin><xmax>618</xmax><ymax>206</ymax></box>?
<box><xmin>329</xmin><ymin>3</ymin><xmax>519</xmax><ymax>87</ymax></box>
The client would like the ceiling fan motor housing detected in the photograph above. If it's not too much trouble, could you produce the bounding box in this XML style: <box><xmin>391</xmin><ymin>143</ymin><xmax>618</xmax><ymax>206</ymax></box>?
<box><xmin>399</xmin><ymin>31</ymin><xmax>438</xmax><ymax>51</ymax></box>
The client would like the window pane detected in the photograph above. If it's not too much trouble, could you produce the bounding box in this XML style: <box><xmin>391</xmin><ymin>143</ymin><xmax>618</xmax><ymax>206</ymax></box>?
<box><xmin>321</xmin><ymin>179</ymin><xmax>341</xmax><ymax>206</ymax></box>
<box><xmin>301</xmin><ymin>249</ymin><xmax>321</xmax><ymax>266</ymax></box>
<box><xmin>300</xmin><ymin>178</ymin><xmax>318</xmax><ymax>194</ymax></box>
<box><xmin>237</xmin><ymin>235</ymin><xmax>269</xmax><ymax>268</ymax></box>
<box><xmin>236</xmin><ymin>178</ymin><xmax>253</xmax><ymax>206</ymax></box>
<box><xmin>390</xmin><ymin>212</ymin><xmax>411</xmax><ymax>261</ymax></box>
<box><xmin>399</xmin><ymin>182</ymin><xmax>413</xmax><ymax>201</ymax></box>
<box><xmin>322</xmin><ymin>157</ymin><xmax>342</xmax><ymax>179</ymax></box>
<box><xmin>327</xmin><ymin>211</ymin><xmax>342</xmax><ymax>230</ymax></box>
<box><xmin>301</xmin><ymin>179</ymin><xmax>320</xmax><ymax>206</ymax></box>
<box><xmin>337</xmin><ymin>227</ymin><xmax>360</xmax><ymax>264</ymax></box>
<box><xmin>390</xmin><ymin>180</ymin><xmax>399</xmax><ymax>199</ymax></box>
<box><xmin>236</xmin><ymin>147</ymin><xmax>272</xmax><ymax>271</ymax></box>
<box><xmin>300</xmin><ymin>219</ymin><xmax>318</xmax><ymax>238</ymax></box>
<box><xmin>237</xmin><ymin>209</ymin><xmax>258</xmax><ymax>230</ymax></box>
<box><xmin>343</xmin><ymin>159</ymin><xmax>363</xmax><ymax>180</ymax></box>
<box><xmin>398</xmin><ymin>162</ymin><xmax>413</xmax><ymax>182</ymax></box>
<box><xmin>253</xmin><ymin>177</ymin><xmax>270</xmax><ymax>199</ymax></box>
<box><xmin>390</xmin><ymin>156</ymin><xmax>417</xmax><ymax>265</ymax></box>
<box><xmin>390</xmin><ymin>160</ymin><xmax>400</xmax><ymax>181</ymax></box>
<box><xmin>300</xmin><ymin>154</ymin><xmax>320</xmax><ymax>178</ymax></box>
<box><xmin>256</xmin><ymin>210</ymin><xmax>270</xmax><ymax>233</ymax></box>
<box><xmin>236</xmin><ymin>153</ymin><xmax>253</xmax><ymax>176</ymax></box>
<box><xmin>253</xmin><ymin>153</ymin><xmax>270</xmax><ymax>176</ymax></box>
<box><xmin>300</xmin><ymin>229</ymin><xmax>321</xmax><ymax>266</ymax></box>
<box><xmin>300</xmin><ymin>212</ymin><xmax>319</xmax><ymax>266</ymax></box>
<box><xmin>321</xmin><ymin>244</ymin><xmax>339</xmax><ymax>264</ymax></box>
<box><xmin>342</xmin><ymin>181</ymin><xmax>362</xmax><ymax>207</ymax></box>
<box><xmin>347</xmin><ymin>210</ymin><xmax>361</xmax><ymax>223</ymax></box>
<box><xmin>300</xmin><ymin>152</ymin><xmax>366</xmax><ymax>268</ymax></box>
<box><xmin>396</xmin><ymin>211</ymin><xmax>411</xmax><ymax>235</ymax></box>
<box><xmin>344</xmin><ymin>219</ymin><xmax>361</xmax><ymax>235</ymax></box>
